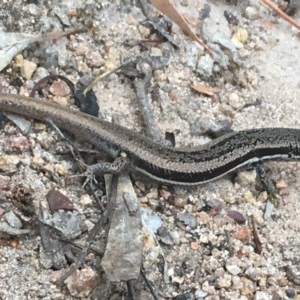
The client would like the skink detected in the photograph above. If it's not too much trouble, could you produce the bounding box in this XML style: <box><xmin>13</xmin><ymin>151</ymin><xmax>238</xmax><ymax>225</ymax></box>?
<box><xmin>1</xmin><ymin>94</ymin><xmax>300</xmax><ymax>186</ymax></box>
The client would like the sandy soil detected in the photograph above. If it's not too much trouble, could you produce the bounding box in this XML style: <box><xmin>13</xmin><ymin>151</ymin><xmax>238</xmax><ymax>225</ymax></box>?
<box><xmin>0</xmin><ymin>0</ymin><xmax>300</xmax><ymax>299</ymax></box>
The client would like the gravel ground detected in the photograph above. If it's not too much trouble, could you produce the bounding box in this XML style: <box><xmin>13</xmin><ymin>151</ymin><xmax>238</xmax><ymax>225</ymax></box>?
<box><xmin>0</xmin><ymin>0</ymin><xmax>300</xmax><ymax>299</ymax></box>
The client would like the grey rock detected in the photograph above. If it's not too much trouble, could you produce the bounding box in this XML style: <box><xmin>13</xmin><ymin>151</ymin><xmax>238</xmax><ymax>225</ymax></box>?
<box><xmin>4</xmin><ymin>211</ymin><xmax>22</xmax><ymax>229</ymax></box>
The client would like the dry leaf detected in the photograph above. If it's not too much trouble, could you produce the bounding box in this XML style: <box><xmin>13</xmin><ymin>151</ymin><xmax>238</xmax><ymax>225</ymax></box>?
<box><xmin>150</xmin><ymin>0</ymin><xmax>213</xmax><ymax>56</ymax></box>
<box><xmin>0</xmin><ymin>32</ymin><xmax>41</xmax><ymax>72</ymax></box>
<box><xmin>260</xmin><ymin>0</ymin><xmax>300</xmax><ymax>31</ymax></box>
<box><xmin>190</xmin><ymin>83</ymin><xmax>220</xmax><ymax>99</ymax></box>
<box><xmin>0</xmin><ymin>28</ymin><xmax>86</xmax><ymax>72</ymax></box>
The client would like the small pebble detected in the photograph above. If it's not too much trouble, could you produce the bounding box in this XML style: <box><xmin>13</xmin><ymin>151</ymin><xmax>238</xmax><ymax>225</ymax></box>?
<box><xmin>197</xmin><ymin>211</ymin><xmax>210</xmax><ymax>225</ymax></box>
<box><xmin>279</xmin><ymin>188</ymin><xmax>290</xmax><ymax>196</ymax></box>
<box><xmin>4</xmin><ymin>211</ymin><xmax>22</xmax><ymax>229</ymax></box>
<box><xmin>190</xmin><ymin>241</ymin><xmax>200</xmax><ymax>250</ymax></box>
<box><xmin>235</xmin><ymin>226</ymin><xmax>251</xmax><ymax>242</ymax></box>
<box><xmin>245</xmin><ymin>267</ymin><xmax>258</xmax><ymax>280</ymax></box>
<box><xmin>243</xmin><ymin>190</ymin><xmax>256</xmax><ymax>204</ymax></box>
<box><xmin>146</xmin><ymin>189</ymin><xmax>159</xmax><ymax>200</ymax></box>
<box><xmin>241</xmin><ymin>277</ymin><xmax>255</xmax><ymax>297</ymax></box>
<box><xmin>0</xmin><ymin>175</ymin><xmax>11</xmax><ymax>190</ymax></box>
<box><xmin>231</xmin><ymin>275</ymin><xmax>242</xmax><ymax>290</ymax></box>
<box><xmin>177</xmin><ymin>212</ymin><xmax>197</xmax><ymax>228</ymax></box>
<box><xmin>54</xmin><ymin>163</ymin><xmax>70</xmax><ymax>176</ymax></box>
<box><xmin>169</xmin><ymin>230</ymin><xmax>180</xmax><ymax>244</ymax></box>
<box><xmin>276</xmin><ymin>179</ymin><xmax>287</xmax><ymax>189</ymax></box>
<box><xmin>180</xmin><ymin>0</ymin><xmax>188</xmax><ymax>6</ymax></box>
<box><xmin>236</xmin><ymin>169</ymin><xmax>257</xmax><ymax>184</ymax></box>
<box><xmin>14</xmin><ymin>54</ymin><xmax>24</xmax><ymax>67</ymax></box>
<box><xmin>257</xmin><ymin>191</ymin><xmax>268</xmax><ymax>202</ymax></box>
<box><xmin>139</xmin><ymin>196</ymin><xmax>149</xmax><ymax>204</ymax></box>
<box><xmin>197</xmin><ymin>54</ymin><xmax>214</xmax><ymax>78</ymax></box>
<box><xmin>148</xmin><ymin>198</ymin><xmax>160</xmax><ymax>210</ymax></box>
<box><xmin>84</xmin><ymin>220</ymin><xmax>95</xmax><ymax>232</ymax></box>
<box><xmin>69</xmin><ymin>8</ymin><xmax>78</xmax><ymax>17</ymax></box>
<box><xmin>150</xmin><ymin>47</ymin><xmax>163</xmax><ymax>57</ymax></box>
<box><xmin>27</xmin><ymin>3</ymin><xmax>39</xmax><ymax>15</ymax></box>
<box><xmin>195</xmin><ymin>290</ymin><xmax>208</xmax><ymax>299</ymax></box>
<box><xmin>254</xmin><ymin>291</ymin><xmax>272</xmax><ymax>300</ymax></box>
<box><xmin>79</xmin><ymin>194</ymin><xmax>94</xmax><ymax>207</ymax></box>
<box><xmin>285</xmin><ymin>288</ymin><xmax>295</xmax><ymax>298</ymax></box>
<box><xmin>87</xmin><ymin>51</ymin><xmax>105</xmax><ymax>67</ymax></box>
<box><xmin>216</xmin><ymin>273</ymin><xmax>232</xmax><ymax>288</ymax></box>
<box><xmin>33</xmin><ymin>67</ymin><xmax>50</xmax><ymax>81</ymax></box>
<box><xmin>126</xmin><ymin>14</ymin><xmax>138</xmax><ymax>25</ymax></box>
<box><xmin>244</xmin><ymin>6</ymin><xmax>259</xmax><ymax>20</ymax></box>
<box><xmin>228</xmin><ymin>92</ymin><xmax>241</xmax><ymax>109</ymax></box>
<box><xmin>107</xmin><ymin>47</ymin><xmax>120</xmax><ymax>68</ymax></box>
<box><xmin>174</xmin><ymin>195</ymin><xmax>188</xmax><ymax>208</ymax></box>
<box><xmin>226</xmin><ymin>264</ymin><xmax>242</xmax><ymax>276</ymax></box>
<box><xmin>21</xmin><ymin>59</ymin><xmax>37</xmax><ymax>80</ymax></box>
<box><xmin>43</xmin><ymin>163</ymin><xmax>55</xmax><ymax>173</ymax></box>
<box><xmin>49</xmin><ymin>80</ymin><xmax>71</xmax><ymax>97</ymax></box>
<box><xmin>231</xmin><ymin>28</ymin><xmax>249</xmax><ymax>48</ymax></box>
<box><xmin>0</xmin><ymin>155</ymin><xmax>20</xmax><ymax>173</ymax></box>
<box><xmin>64</xmin><ymin>267</ymin><xmax>98</xmax><ymax>298</ymax></box>
<box><xmin>138</xmin><ymin>24</ymin><xmax>151</xmax><ymax>37</ymax></box>
<box><xmin>75</xmin><ymin>43</ymin><xmax>89</xmax><ymax>56</ymax></box>
<box><xmin>135</xmin><ymin>181</ymin><xmax>146</xmax><ymax>192</ymax></box>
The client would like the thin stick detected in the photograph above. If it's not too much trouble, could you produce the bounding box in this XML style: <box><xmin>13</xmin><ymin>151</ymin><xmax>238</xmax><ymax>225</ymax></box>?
<box><xmin>260</xmin><ymin>0</ymin><xmax>300</xmax><ymax>31</ymax></box>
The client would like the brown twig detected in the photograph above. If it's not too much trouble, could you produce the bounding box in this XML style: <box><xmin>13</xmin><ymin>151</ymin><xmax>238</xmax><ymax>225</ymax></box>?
<box><xmin>260</xmin><ymin>0</ymin><xmax>300</xmax><ymax>31</ymax></box>
<box><xmin>45</xmin><ymin>28</ymin><xmax>88</xmax><ymax>41</ymax></box>
<box><xmin>251</xmin><ymin>216</ymin><xmax>262</xmax><ymax>254</ymax></box>
<box><xmin>150</xmin><ymin>0</ymin><xmax>214</xmax><ymax>56</ymax></box>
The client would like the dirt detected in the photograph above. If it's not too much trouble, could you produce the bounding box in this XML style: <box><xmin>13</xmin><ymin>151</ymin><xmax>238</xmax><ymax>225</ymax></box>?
<box><xmin>0</xmin><ymin>0</ymin><xmax>300</xmax><ymax>299</ymax></box>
